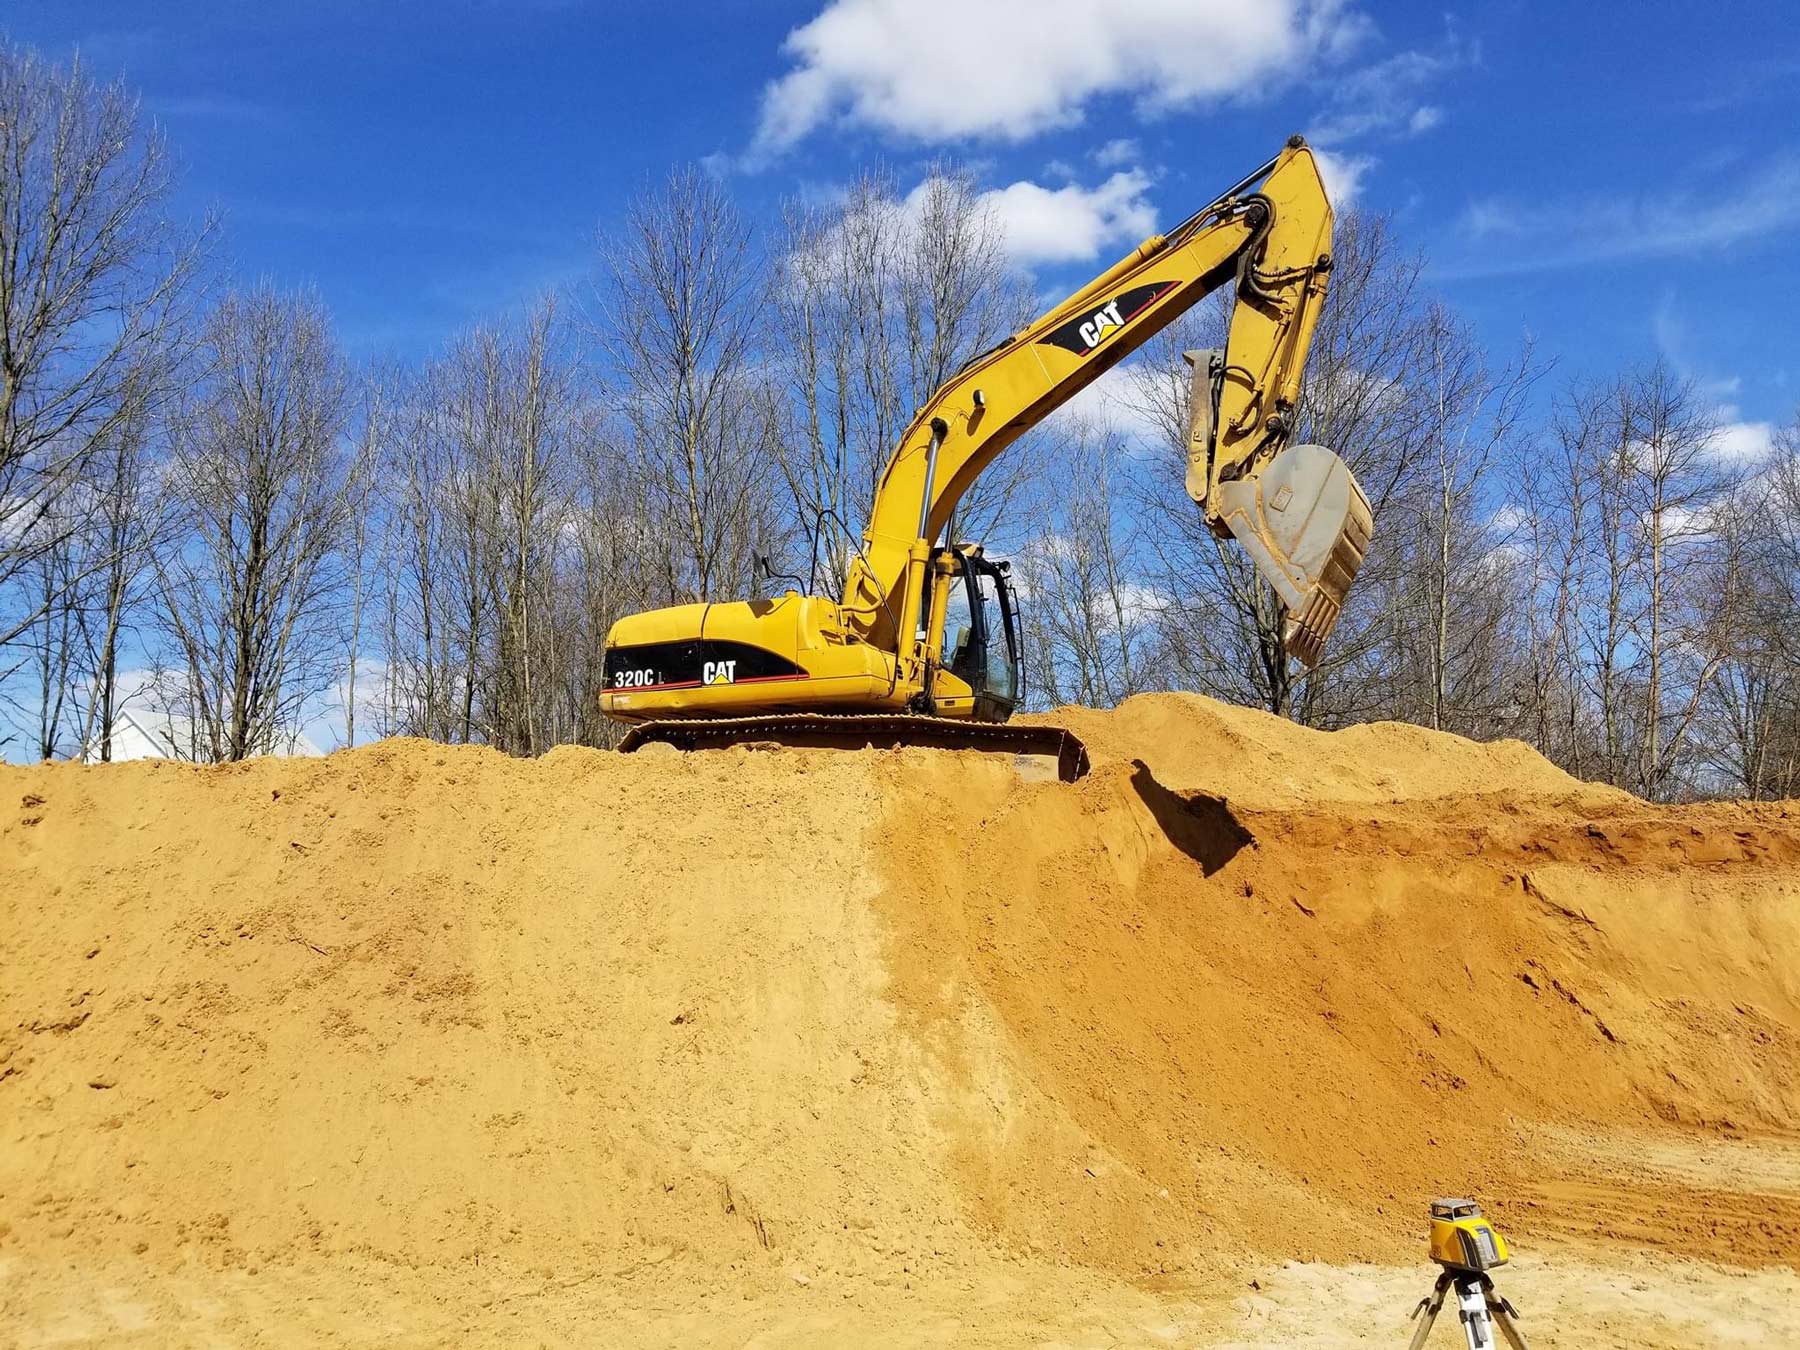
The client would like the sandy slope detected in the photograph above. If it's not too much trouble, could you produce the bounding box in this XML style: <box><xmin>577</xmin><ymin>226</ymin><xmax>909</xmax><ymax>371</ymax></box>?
<box><xmin>4</xmin><ymin>692</ymin><xmax>1798</xmax><ymax>1345</ymax></box>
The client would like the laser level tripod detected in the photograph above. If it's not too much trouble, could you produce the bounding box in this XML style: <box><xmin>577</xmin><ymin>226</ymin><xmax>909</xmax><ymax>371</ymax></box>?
<box><xmin>1406</xmin><ymin>1199</ymin><xmax>1530</xmax><ymax>1349</ymax></box>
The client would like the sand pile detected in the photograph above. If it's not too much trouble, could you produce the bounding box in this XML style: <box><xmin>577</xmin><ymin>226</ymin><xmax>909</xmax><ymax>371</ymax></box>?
<box><xmin>4</xmin><ymin>692</ymin><xmax>1800</xmax><ymax>1323</ymax></box>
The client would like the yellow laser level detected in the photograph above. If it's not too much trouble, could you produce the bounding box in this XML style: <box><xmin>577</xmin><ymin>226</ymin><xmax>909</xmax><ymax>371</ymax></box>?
<box><xmin>1407</xmin><ymin>1198</ymin><xmax>1529</xmax><ymax>1349</ymax></box>
<box><xmin>1427</xmin><ymin>1198</ymin><xmax>1511</xmax><ymax>1273</ymax></box>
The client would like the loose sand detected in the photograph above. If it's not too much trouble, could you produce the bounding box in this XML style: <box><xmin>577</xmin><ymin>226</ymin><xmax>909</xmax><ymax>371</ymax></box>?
<box><xmin>4</xmin><ymin>692</ymin><xmax>1798</xmax><ymax>1345</ymax></box>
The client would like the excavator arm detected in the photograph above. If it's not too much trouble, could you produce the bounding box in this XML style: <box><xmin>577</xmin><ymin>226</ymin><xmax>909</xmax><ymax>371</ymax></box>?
<box><xmin>841</xmin><ymin>135</ymin><xmax>1371</xmax><ymax>666</ymax></box>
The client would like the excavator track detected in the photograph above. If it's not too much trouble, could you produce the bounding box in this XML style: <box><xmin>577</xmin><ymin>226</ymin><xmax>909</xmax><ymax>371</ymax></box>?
<box><xmin>617</xmin><ymin>714</ymin><xmax>1091</xmax><ymax>783</ymax></box>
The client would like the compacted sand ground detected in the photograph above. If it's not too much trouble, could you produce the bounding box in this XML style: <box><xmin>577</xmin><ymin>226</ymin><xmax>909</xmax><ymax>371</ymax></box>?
<box><xmin>4</xmin><ymin>693</ymin><xmax>1798</xmax><ymax>1346</ymax></box>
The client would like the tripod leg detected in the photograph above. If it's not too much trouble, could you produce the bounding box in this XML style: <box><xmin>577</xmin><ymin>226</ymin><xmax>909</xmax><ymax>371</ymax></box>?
<box><xmin>1488</xmin><ymin>1298</ymin><xmax>1529</xmax><ymax>1350</ymax></box>
<box><xmin>1408</xmin><ymin>1272</ymin><xmax>1451</xmax><ymax>1350</ymax></box>
<box><xmin>1475</xmin><ymin>1275</ymin><xmax>1529</xmax><ymax>1350</ymax></box>
<box><xmin>1453</xmin><ymin>1275</ymin><xmax>1493</xmax><ymax>1348</ymax></box>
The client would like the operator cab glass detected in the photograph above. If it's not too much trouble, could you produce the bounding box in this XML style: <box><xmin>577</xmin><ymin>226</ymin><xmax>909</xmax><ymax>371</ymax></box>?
<box><xmin>974</xmin><ymin>567</ymin><xmax>1019</xmax><ymax>710</ymax></box>
<box><xmin>943</xmin><ymin>553</ymin><xmax>1022</xmax><ymax>722</ymax></box>
<box><xmin>943</xmin><ymin>574</ymin><xmax>976</xmax><ymax>676</ymax></box>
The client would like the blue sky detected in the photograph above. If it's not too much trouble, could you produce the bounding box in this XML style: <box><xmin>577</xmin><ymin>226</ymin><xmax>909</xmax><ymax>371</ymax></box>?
<box><xmin>10</xmin><ymin>0</ymin><xmax>1800</xmax><ymax>449</ymax></box>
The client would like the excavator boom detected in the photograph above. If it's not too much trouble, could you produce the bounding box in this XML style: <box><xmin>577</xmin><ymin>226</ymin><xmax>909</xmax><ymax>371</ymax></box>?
<box><xmin>839</xmin><ymin>135</ymin><xmax>1370</xmax><ymax>665</ymax></box>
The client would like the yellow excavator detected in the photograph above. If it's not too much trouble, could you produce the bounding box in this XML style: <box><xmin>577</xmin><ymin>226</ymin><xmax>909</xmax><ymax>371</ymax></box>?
<box><xmin>602</xmin><ymin>137</ymin><xmax>1372</xmax><ymax>780</ymax></box>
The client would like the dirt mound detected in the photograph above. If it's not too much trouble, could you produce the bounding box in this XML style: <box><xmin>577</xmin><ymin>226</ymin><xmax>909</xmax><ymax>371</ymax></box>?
<box><xmin>1029</xmin><ymin>691</ymin><xmax>1622</xmax><ymax>808</ymax></box>
<box><xmin>5</xmin><ymin>742</ymin><xmax>938</xmax><ymax>1286</ymax></box>
<box><xmin>874</xmin><ymin>750</ymin><xmax>1800</xmax><ymax>1275</ymax></box>
<box><xmin>4</xmin><ymin>695</ymin><xmax>1800</xmax><ymax>1339</ymax></box>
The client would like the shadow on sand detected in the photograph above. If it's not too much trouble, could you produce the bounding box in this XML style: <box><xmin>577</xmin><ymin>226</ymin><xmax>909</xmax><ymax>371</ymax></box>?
<box><xmin>1128</xmin><ymin>759</ymin><xmax>1253</xmax><ymax>876</ymax></box>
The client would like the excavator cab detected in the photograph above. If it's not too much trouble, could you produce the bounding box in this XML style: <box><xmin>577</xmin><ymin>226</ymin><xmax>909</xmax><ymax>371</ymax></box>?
<box><xmin>934</xmin><ymin>548</ymin><xmax>1021</xmax><ymax>723</ymax></box>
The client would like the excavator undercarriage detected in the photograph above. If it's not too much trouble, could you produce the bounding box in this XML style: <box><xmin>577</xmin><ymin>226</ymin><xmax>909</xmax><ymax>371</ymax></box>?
<box><xmin>619</xmin><ymin>714</ymin><xmax>1091</xmax><ymax>782</ymax></box>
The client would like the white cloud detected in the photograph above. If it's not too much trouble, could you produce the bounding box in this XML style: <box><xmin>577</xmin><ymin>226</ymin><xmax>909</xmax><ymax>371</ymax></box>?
<box><xmin>776</xmin><ymin>166</ymin><xmax>1151</xmax><ymax>298</ymax></box>
<box><xmin>0</xmin><ymin>494</ymin><xmax>33</xmax><ymax>548</ymax></box>
<box><xmin>1652</xmin><ymin>296</ymin><xmax>1757</xmax><ymax>409</ymax></box>
<box><xmin>1443</xmin><ymin>153</ymin><xmax>1800</xmax><ymax>278</ymax></box>
<box><xmin>1652</xmin><ymin>502</ymin><xmax>1702</xmax><ymax>541</ymax></box>
<box><xmin>1312</xmin><ymin>148</ymin><xmax>1375</xmax><ymax>208</ymax></box>
<box><xmin>1486</xmin><ymin>503</ymin><xmax>1528</xmax><ymax>535</ymax></box>
<box><xmin>1093</xmin><ymin>137</ymin><xmax>1141</xmax><ymax>169</ymax></box>
<box><xmin>1058</xmin><ymin>361</ymin><xmax>1173</xmax><ymax>452</ymax></box>
<box><xmin>752</xmin><ymin>0</ymin><xmax>1369</xmax><ymax>155</ymax></box>
<box><xmin>1651</xmin><ymin>301</ymin><xmax>1782</xmax><ymax>468</ymax></box>
<box><xmin>1461</xmin><ymin>200</ymin><xmax>1523</xmax><ymax>239</ymax></box>
<box><xmin>1305</xmin><ymin>36</ymin><xmax>1467</xmax><ymax>146</ymax></box>
<box><xmin>964</xmin><ymin>169</ymin><xmax>1158</xmax><ymax>267</ymax></box>
<box><xmin>1708</xmin><ymin>419</ymin><xmax>1777</xmax><ymax>464</ymax></box>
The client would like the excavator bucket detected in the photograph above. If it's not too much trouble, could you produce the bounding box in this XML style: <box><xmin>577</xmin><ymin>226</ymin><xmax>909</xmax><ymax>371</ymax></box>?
<box><xmin>1212</xmin><ymin>443</ymin><xmax>1373</xmax><ymax>666</ymax></box>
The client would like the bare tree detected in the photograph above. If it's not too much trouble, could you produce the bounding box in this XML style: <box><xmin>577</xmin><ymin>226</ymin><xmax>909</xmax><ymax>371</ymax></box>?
<box><xmin>1571</xmin><ymin>379</ymin><xmax>1640</xmax><ymax>782</ymax></box>
<box><xmin>598</xmin><ymin>167</ymin><xmax>782</xmax><ymax>605</ymax></box>
<box><xmin>1379</xmin><ymin>307</ymin><xmax>1538</xmax><ymax>736</ymax></box>
<box><xmin>338</xmin><ymin>372</ymin><xmax>387</xmax><ymax>749</ymax></box>
<box><xmin>153</xmin><ymin>287</ymin><xmax>354</xmax><ymax>761</ymax></box>
<box><xmin>19</xmin><ymin>504</ymin><xmax>82</xmax><ymax>758</ymax></box>
<box><xmin>1627</xmin><ymin>364</ymin><xmax>1735</xmax><ymax>796</ymax></box>
<box><xmin>374</xmin><ymin>300</ymin><xmax>595</xmax><ymax>752</ymax></box>
<box><xmin>377</xmin><ymin>360</ymin><xmax>458</xmax><ymax>740</ymax></box>
<box><xmin>1516</xmin><ymin>364</ymin><xmax>1742</xmax><ymax>796</ymax></box>
<box><xmin>72</xmin><ymin>372</ymin><xmax>174</xmax><ymax>759</ymax></box>
<box><xmin>1511</xmin><ymin>408</ymin><xmax>1598</xmax><ymax>775</ymax></box>
<box><xmin>770</xmin><ymin>166</ymin><xmax>1032</xmax><ymax>593</ymax></box>
<box><xmin>552</xmin><ymin>421</ymin><xmax>652</xmax><ymax>747</ymax></box>
<box><xmin>1687</xmin><ymin>413</ymin><xmax>1800</xmax><ymax>798</ymax></box>
<box><xmin>1015</xmin><ymin>415</ymin><xmax>1159</xmax><ymax>708</ymax></box>
<box><xmin>1695</xmin><ymin>482</ymin><xmax>1793</xmax><ymax>797</ymax></box>
<box><xmin>7</xmin><ymin>358</ymin><xmax>185</xmax><ymax>761</ymax></box>
<box><xmin>462</xmin><ymin>300</ymin><xmax>578</xmax><ymax>755</ymax></box>
<box><xmin>0</xmin><ymin>44</ymin><xmax>204</xmax><ymax>672</ymax></box>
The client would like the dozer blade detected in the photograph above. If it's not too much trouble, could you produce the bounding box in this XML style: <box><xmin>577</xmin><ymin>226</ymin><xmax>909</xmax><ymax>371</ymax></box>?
<box><xmin>617</xmin><ymin>713</ymin><xmax>1090</xmax><ymax>782</ymax></box>
<box><xmin>1212</xmin><ymin>442</ymin><xmax>1373</xmax><ymax>667</ymax></box>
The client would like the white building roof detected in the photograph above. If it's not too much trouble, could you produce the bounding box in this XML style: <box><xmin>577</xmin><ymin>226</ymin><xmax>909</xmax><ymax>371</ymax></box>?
<box><xmin>82</xmin><ymin>705</ymin><xmax>323</xmax><ymax>763</ymax></box>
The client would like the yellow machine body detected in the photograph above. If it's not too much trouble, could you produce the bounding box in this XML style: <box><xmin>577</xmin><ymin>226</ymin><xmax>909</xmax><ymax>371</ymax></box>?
<box><xmin>602</xmin><ymin>547</ymin><xmax>1002</xmax><ymax>724</ymax></box>
<box><xmin>1428</xmin><ymin>1198</ymin><xmax>1512</xmax><ymax>1273</ymax></box>
<box><xmin>601</xmin><ymin>138</ymin><xmax>1373</xmax><ymax>732</ymax></box>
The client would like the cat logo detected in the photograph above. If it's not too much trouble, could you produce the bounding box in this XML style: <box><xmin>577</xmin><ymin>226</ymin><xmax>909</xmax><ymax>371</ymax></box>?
<box><xmin>703</xmin><ymin>659</ymin><xmax>738</xmax><ymax>686</ymax></box>
<box><xmin>1077</xmin><ymin>299</ymin><xmax>1125</xmax><ymax>351</ymax></box>
<box><xmin>1039</xmin><ymin>281</ymin><xmax>1178</xmax><ymax>357</ymax></box>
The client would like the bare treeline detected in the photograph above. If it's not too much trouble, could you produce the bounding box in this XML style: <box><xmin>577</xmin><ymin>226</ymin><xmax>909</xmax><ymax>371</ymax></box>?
<box><xmin>2</xmin><ymin>45</ymin><xmax>1797</xmax><ymax>799</ymax></box>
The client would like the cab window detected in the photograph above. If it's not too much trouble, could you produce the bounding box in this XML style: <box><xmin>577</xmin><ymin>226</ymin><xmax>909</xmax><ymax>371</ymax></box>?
<box><xmin>944</xmin><ymin>571</ymin><xmax>979</xmax><ymax>684</ymax></box>
<box><xmin>974</xmin><ymin>570</ymin><xmax>1017</xmax><ymax>704</ymax></box>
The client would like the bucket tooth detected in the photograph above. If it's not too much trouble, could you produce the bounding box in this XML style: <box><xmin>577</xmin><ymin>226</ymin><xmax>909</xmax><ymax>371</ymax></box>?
<box><xmin>1211</xmin><ymin>443</ymin><xmax>1372</xmax><ymax>666</ymax></box>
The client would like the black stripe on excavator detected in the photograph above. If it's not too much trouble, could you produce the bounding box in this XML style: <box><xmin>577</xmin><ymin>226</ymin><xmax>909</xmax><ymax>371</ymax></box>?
<box><xmin>1038</xmin><ymin>281</ymin><xmax>1178</xmax><ymax>356</ymax></box>
<box><xmin>604</xmin><ymin>639</ymin><xmax>805</xmax><ymax>693</ymax></box>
